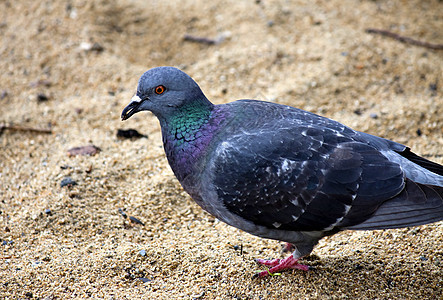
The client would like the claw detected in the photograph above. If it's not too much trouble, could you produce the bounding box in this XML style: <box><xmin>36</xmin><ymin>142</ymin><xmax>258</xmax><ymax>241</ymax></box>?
<box><xmin>255</xmin><ymin>258</ymin><xmax>281</xmax><ymax>267</ymax></box>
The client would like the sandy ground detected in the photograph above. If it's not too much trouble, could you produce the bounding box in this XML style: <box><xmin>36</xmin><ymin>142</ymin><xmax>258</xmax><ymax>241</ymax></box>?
<box><xmin>1</xmin><ymin>0</ymin><xmax>442</xmax><ymax>299</ymax></box>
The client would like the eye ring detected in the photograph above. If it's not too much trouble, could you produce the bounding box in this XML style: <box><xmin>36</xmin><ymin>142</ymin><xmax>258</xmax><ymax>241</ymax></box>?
<box><xmin>155</xmin><ymin>85</ymin><xmax>166</xmax><ymax>95</ymax></box>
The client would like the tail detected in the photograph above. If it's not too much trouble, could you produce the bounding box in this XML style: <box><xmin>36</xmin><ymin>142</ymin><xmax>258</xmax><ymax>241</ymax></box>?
<box><xmin>397</xmin><ymin>148</ymin><xmax>443</xmax><ymax>176</ymax></box>
<box><xmin>347</xmin><ymin>179</ymin><xmax>443</xmax><ymax>230</ymax></box>
<box><xmin>347</xmin><ymin>148</ymin><xmax>443</xmax><ymax>230</ymax></box>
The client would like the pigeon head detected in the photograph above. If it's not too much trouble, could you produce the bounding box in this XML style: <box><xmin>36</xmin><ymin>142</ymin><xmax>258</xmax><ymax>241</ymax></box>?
<box><xmin>121</xmin><ymin>67</ymin><xmax>212</xmax><ymax>121</ymax></box>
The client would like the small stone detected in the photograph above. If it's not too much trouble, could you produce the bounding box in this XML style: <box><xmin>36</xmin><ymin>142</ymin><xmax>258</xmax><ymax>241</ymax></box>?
<box><xmin>118</xmin><ymin>208</ymin><xmax>127</xmax><ymax>219</ymax></box>
<box><xmin>60</xmin><ymin>177</ymin><xmax>77</xmax><ymax>188</ymax></box>
<box><xmin>117</xmin><ymin>129</ymin><xmax>148</xmax><ymax>140</ymax></box>
<box><xmin>129</xmin><ymin>216</ymin><xmax>144</xmax><ymax>226</ymax></box>
<box><xmin>37</xmin><ymin>93</ymin><xmax>49</xmax><ymax>102</ymax></box>
<box><xmin>139</xmin><ymin>277</ymin><xmax>151</xmax><ymax>283</ymax></box>
<box><xmin>420</xmin><ymin>256</ymin><xmax>428</xmax><ymax>261</ymax></box>
<box><xmin>416</xmin><ymin>129</ymin><xmax>422</xmax><ymax>136</ymax></box>
<box><xmin>191</xmin><ymin>291</ymin><xmax>205</xmax><ymax>299</ymax></box>
<box><xmin>80</xmin><ymin>42</ymin><xmax>93</xmax><ymax>51</ymax></box>
<box><xmin>369</xmin><ymin>113</ymin><xmax>378</xmax><ymax>119</ymax></box>
<box><xmin>29</xmin><ymin>79</ymin><xmax>52</xmax><ymax>88</ymax></box>
<box><xmin>429</xmin><ymin>83</ymin><xmax>437</xmax><ymax>91</ymax></box>
<box><xmin>67</xmin><ymin>145</ymin><xmax>101</xmax><ymax>156</ymax></box>
<box><xmin>139</xmin><ymin>250</ymin><xmax>147</xmax><ymax>257</ymax></box>
<box><xmin>32</xmin><ymin>261</ymin><xmax>42</xmax><ymax>267</ymax></box>
<box><xmin>44</xmin><ymin>209</ymin><xmax>52</xmax><ymax>215</ymax></box>
<box><xmin>90</xmin><ymin>42</ymin><xmax>104</xmax><ymax>52</ymax></box>
<box><xmin>80</xmin><ymin>42</ymin><xmax>104</xmax><ymax>52</ymax></box>
<box><xmin>0</xmin><ymin>90</ymin><xmax>8</xmax><ymax>100</ymax></box>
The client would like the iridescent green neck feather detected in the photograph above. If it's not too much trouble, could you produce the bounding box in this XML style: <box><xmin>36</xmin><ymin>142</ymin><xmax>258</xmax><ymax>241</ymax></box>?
<box><xmin>160</xmin><ymin>100</ymin><xmax>228</xmax><ymax>183</ymax></box>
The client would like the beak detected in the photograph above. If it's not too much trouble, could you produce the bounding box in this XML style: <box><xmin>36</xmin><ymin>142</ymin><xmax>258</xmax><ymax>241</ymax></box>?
<box><xmin>121</xmin><ymin>95</ymin><xmax>144</xmax><ymax>121</ymax></box>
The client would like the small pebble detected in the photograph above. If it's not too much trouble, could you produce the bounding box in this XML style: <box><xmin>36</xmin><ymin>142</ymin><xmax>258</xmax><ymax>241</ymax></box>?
<box><xmin>80</xmin><ymin>42</ymin><xmax>104</xmax><ymax>52</ymax></box>
<box><xmin>420</xmin><ymin>256</ymin><xmax>428</xmax><ymax>261</ymax></box>
<box><xmin>118</xmin><ymin>208</ymin><xmax>127</xmax><ymax>219</ymax></box>
<box><xmin>67</xmin><ymin>145</ymin><xmax>101</xmax><ymax>157</ymax></box>
<box><xmin>37</xmin><ymin>93</ymin><xmax>49</xmax><ymax>102</ymax></box>
<box><xmin>29</xmin><ymin>79</ymin><xmax>52</xmax><ymax>87</ymax></box>
<box><xmin>139</xmin><ymin>277</ymin><xmax>151</xmax><ymax>283</ymax></box>
<box><xmin>191</xmin><ymin>291</ymin><xmax>205</xmax><ymax>299</ymax></box>
<box><xmin>0</xmin><ymin>90</ymin><xmax>8</xmax><ymax>100</ymax></box>
<box><xmin>60</xmin><ymin>177</ymin><xmax>77</xmax><ymax>188</ymax></box>
<box><xmin>117</xmin><ymin>129</ymin><xmax>147</xmax><ymax>140</ymax></box>
<box><xmin>44</xmin><ymin>209</ymin><xmax>52</xmax><ymax>215</ymax></box>
<box><xmin>429</xmin><ymin>83</ymin><xmax>437</xmax><ymax>91</ymax></box>
<box><xmin>369</xmin><ymin>113</ymin><xmax>378</xmax><ymax>119</ymax></box>
<box><xmin>139</xmin><ymin>250</ymin><xmax>147</xmax><ymax>257</ymax></box>
<box><xmin>32</xmin><ymin>261</ymin><xmax>42</xmax><ymax>267</ymax></box>
<box><xmin>416</xmin><ymin>129</ymin><xmax>422</xmax><ymax>136</ymax></box>
<box><xmin>129</xmin><ymin>216</ymin><xmax>144</xmax><ymax>226</ymax></box>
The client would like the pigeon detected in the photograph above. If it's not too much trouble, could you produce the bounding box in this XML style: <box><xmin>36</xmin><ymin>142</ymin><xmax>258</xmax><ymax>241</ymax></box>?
<box><xmin>121</xmin><ymin>66</ymin><xmax>443</xmax><ymax>277</ymax></box>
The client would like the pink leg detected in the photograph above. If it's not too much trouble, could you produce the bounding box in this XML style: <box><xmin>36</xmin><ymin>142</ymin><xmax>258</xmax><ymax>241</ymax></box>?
<box><xmin>281</xmin><ymin>242</ymin><xmax>296</xmax><ymax>253</ymax></box>
<box><xmin>255</xmin><ymin>255</ymin><xmax>310</xmax><ymax>277</ymax></box>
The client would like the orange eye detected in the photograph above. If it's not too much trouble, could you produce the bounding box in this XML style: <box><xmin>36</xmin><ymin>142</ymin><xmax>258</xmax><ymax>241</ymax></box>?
<box><xmin>155</xmin><ymin>85</ymin><xmax>166</xmax><ymax>95</ymax></box>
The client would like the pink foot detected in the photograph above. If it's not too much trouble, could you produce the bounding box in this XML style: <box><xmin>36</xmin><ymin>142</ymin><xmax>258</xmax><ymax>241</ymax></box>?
<box><xmin>255</xmin><ymin>258</ymin><xmax>282</xmax><ymax>267</ymax></box>
<box><xmin>254</xmin><ymin>255</ymin><xmax>310</xmax><ymax>278</ymax></box>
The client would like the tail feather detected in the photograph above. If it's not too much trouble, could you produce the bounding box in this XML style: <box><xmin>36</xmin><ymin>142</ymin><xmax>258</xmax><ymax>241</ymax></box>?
<box><xmin>346</xmin><ymin>180</ymin><xmax>443</xmax><ymax>230</ymax></box>
<box><xmin>397</xmin><ymin>148</ymin><xmax>443</xmax><ymax>176</ymax></box>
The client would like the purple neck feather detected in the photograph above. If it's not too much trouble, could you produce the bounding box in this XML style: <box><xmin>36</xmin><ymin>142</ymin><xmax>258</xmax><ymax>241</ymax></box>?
<box><xmin>162</xmin><ymin>105</ymin><xmax>229</xmax><ymax>182</ymax></box>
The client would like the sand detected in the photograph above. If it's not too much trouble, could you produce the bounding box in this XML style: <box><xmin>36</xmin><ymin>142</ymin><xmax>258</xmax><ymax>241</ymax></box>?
<box><xmin>1</xmin><ymin>0</ymin><xmax>442</xmax><ymax>299</ymax></box>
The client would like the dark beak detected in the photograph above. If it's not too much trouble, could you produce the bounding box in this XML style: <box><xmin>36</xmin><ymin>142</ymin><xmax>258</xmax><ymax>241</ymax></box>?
<box><xmin>121</xmin><ymin>95</ymin><xmax>144</xmax><ymax>121</ymax></box>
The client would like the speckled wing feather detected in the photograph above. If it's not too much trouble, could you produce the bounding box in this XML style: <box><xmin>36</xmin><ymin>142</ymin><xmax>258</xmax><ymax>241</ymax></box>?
<box><xmin>209</xmin><ymin>100</ymin><xmax>414</xmax><ymax>233</ymax></box>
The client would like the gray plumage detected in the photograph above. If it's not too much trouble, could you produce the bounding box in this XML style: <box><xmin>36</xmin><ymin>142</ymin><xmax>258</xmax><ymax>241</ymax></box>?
<box><xmin>122</xmin><ymin>66</ymin><xmax>443</xmax><ymax>275</ymax></box>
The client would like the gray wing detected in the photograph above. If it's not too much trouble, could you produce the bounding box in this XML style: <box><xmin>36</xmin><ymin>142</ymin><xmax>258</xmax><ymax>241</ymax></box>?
<box><xmin>211</xmin><ymin>124</ymin><xmax>408</xmax><ymax>232</ymax></box>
